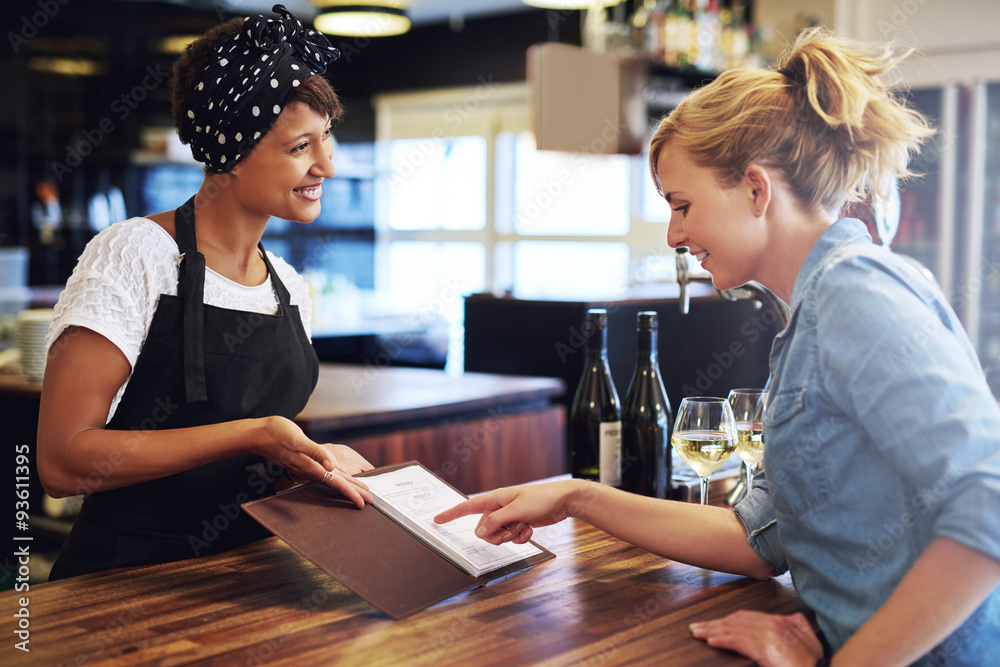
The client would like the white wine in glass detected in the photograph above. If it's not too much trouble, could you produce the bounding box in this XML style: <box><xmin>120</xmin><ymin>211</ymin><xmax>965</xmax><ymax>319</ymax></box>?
<box><xmin>671</xmin><ymin>397</ymin><xmax>736</xmax><ymax>505</ymax></box>
<box><xmin>728</xmin><ymin>389</ymin><xmax>768</xmax><ymax>498</ymax></box>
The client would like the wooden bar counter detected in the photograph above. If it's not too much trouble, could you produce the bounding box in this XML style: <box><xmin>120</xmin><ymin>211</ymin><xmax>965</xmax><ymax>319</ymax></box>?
<box><xmin>2</xmin><ymin>518</ymin><xmax>802</xmax><ymax>666</ymax></box>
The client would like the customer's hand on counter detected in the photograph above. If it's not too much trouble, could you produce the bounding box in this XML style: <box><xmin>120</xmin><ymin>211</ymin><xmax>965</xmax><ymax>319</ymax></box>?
<box><xmin>689</xmin><ymin>610</ymin><xmax>824</xmax><ymax>666</ymax></box>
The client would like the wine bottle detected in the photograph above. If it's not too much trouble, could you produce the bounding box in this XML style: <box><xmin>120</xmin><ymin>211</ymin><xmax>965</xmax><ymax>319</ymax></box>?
<box><xmin>621</xmin><ymin>311</ymin><xmax>673</xmax><ymax>498</ymax></box>
<box><xmin>569</xmin><ymin>309</ymin><xmax>622</xmax><ymax>486</ymax></box>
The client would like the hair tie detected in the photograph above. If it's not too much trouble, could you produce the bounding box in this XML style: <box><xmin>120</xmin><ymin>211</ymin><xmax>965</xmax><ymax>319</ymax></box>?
<box><xmin>181</xmin><ymin>4</ymin><xmax>340</xmax><ymax>174</ymax></box>
<box><xmin>778</xmin><ymin>66</ymin><xmax>806</xmax><ymax>88</ymax></box>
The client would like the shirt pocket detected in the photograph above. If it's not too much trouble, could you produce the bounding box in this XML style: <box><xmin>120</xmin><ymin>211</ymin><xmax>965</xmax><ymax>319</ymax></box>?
<box><xmin>764</xmin><ymin>385</ymin><xmax>834</xmax><ymax>516</ymax></box>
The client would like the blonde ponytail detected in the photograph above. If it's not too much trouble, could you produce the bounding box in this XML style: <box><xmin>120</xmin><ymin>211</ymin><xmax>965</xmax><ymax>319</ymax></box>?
<box><xmin>649</xmin><ymin>27</ymin><xmax>934</xmax><ymax>215</ymax></box>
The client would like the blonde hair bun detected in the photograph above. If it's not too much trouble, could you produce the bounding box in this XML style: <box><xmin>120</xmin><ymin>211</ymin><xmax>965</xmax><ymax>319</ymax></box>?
<box><xmin>650</xmin><ymin>26</ymin><xmax>934</xmax><ymax>216</ymax></box>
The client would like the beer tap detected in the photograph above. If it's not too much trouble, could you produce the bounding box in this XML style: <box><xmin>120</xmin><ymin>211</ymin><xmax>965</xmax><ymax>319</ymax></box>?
<box><xmin>674</xmin><ymin>248</ymin><xmax>788</xmax><ymax>327</ymax></box>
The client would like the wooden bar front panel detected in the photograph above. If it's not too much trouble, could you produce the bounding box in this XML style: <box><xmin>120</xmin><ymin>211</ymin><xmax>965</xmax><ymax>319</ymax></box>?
<box><xmin>333</xmin><ymin>405</ymin><xmax>566</xmax><ymax>495</ymax></box>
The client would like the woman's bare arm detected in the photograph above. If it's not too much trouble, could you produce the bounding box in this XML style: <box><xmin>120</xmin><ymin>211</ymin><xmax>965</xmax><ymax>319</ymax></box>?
<box><xmin>435</xmin><ymin>479</ymin><xmax>774</xmax><ymax>579</ymax></box>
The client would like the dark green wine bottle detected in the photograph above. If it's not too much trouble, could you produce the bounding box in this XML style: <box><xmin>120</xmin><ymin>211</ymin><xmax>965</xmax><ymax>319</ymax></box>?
<box><xmin>621</xmin><ymin>311</ymin><xmax>673</xmax><ymax>498</ymax></box>
<box><xmin>570</xmin><ymin>309</ymin><xmax>621</xmax><ymax>485</ymax></box>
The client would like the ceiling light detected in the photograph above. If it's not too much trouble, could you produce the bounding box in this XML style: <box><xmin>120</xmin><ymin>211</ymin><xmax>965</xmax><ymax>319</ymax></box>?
<box><xmin>521</xmin><ymin>0</ymin><xmax>621</xmax><ymax>9</ymax></box>
<box><xmin>27</xmin><ymin>56</ymin><xmax>105</xmax><ymax>77</ymax></box>
<box><xmin>313</xmin><ymin>1</ymin><xmax>411</xmax><ymax>38</ymax></box>
<box><xmin>155</xmin><ymin>35</ymin><xmax>200</xmax><ymax>55</ymax></box>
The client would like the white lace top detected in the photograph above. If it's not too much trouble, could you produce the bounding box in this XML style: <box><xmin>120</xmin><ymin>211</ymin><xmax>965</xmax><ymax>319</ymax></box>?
<box><xmin>46</xmin><ymin>217</ymin><xmax>313</xmax><ymax>421</ymax></box>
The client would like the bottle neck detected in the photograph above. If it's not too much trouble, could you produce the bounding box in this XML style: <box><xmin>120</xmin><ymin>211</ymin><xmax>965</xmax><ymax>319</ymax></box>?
<box><xmin>586</xmin><ymin>327</ymin><xmax>609</xmax><ymax>360</ymax></box>
<box><xmin>636</xmin><ymin>328</ymin><xmax>658</xmax><ymax>360</ymax></box>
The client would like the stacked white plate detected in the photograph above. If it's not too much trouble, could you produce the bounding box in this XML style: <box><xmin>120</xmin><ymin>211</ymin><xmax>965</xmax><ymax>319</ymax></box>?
<box><xmin>16</xmin><ymin>309</ymin><xmax>54</xmax><ymax>382</ymax></box>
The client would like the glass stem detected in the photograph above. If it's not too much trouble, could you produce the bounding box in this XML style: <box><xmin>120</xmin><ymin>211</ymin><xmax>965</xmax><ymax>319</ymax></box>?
<box><xmin>699</xmin><ymin>475</ymin><xmax>709</xmax><ymax>505</ymax></box>
<box><xmin>745</xmin><ymin>464</ymin><xmax>755</xmax><ymax>496</ymax></box>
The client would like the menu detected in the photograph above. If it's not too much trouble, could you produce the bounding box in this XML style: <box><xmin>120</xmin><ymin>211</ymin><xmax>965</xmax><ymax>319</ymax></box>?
<box><xmin>363</xmin><ymin>464</ymin><xmax>543</xmax><ymax>577</ymax></box>
<box><xmin>242</xmin><ymin>462</ymin><xmax>554</xmax><ymax>619</ymax></box>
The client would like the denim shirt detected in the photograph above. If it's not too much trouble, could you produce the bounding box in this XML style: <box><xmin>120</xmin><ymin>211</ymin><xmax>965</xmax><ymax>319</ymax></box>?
<box><xmin>734</xmin><ymin>218</ymin><xmax>1000</xmax><ymax>664</ymax></box>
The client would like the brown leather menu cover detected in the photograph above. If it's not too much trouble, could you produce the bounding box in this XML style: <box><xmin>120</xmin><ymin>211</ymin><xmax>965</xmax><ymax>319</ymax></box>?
<box><xmin>242</xmin><ymin>461</ymin><xmax>555</xmax><ymax>619</ymax></box>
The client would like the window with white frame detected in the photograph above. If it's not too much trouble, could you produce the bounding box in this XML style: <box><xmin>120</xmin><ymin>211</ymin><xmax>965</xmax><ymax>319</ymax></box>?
<box><xmin>386</xmin><ymin>136</ymin><xmax>488</xmax><ymax>231</ymax></box>
<box><xmin>373</xmin><ymin>83</ymin><xmax>676</xmax><ymax>365</ymax></box>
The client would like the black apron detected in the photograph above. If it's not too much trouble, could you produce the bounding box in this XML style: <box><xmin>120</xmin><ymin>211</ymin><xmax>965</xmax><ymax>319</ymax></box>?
<box><xmin>49</xmin><ymin>196</ymin><xmax>319</xmax><ymax>580</ymax></box>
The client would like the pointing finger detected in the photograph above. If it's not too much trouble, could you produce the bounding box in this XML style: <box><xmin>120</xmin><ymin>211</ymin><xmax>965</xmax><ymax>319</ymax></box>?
<box><xmin>433</xmin><ymin>494</ymin><xmax>500</xmax><ymax>525</ymax></box>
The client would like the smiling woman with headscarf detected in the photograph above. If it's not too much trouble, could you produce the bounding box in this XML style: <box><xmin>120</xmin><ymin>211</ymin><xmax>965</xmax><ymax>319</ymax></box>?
<box><xmin>38</xmin><ymin>5</ymin><xmax>374</xmax><ymax>581</ymax></box>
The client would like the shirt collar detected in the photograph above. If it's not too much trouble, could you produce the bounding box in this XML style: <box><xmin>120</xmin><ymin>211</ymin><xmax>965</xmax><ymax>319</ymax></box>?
<box><xmin>790</xmin><ymin>218</ymin><xmax>872</xmax><ymax>312</ymax></box>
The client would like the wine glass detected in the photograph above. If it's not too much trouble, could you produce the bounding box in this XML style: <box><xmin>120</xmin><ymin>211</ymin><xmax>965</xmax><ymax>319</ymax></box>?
<box><xmin>727</xmin><ymin>388</ymin><xmax>768</xmax><ymax>499</ymax></box>
<box><xmin>670</xmin><ymin>397</ymin><xmax>736</xmax><ymax>505</ymax></box>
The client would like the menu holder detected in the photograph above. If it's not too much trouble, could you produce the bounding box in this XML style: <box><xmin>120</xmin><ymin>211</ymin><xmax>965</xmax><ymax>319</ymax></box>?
<box><xmin>242</xmin><ymin>461</ymin><xmax>555</xmax><ymax>619</ymax></box>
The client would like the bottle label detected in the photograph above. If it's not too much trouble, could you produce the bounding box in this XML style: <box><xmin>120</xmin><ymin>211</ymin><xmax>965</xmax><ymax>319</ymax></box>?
<box><xmin>599</xmin><ymin>421</ymin><xmax>622</xmax><ymax>487</ymax></box>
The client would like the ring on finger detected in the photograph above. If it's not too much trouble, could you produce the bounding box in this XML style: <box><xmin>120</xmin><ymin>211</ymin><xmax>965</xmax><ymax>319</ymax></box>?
<box><xmin>321</xmin><ymin>470</ymin><xmax>336</xmax><ymax>485</ymax></box>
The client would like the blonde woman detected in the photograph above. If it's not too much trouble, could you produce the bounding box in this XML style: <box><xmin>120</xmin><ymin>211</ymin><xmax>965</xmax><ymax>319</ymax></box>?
<box><xmin>437</xmin><ymin>28</ymin><xmax>1000</xmax><ymax>666</ymax></box>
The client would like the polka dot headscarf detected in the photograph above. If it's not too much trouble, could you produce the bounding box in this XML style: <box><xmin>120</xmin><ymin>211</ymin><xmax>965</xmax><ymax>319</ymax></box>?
<box><xmin>181</xmin><ymin>4</ymin><xmax>340</xmax><ymax>173</ymax></box>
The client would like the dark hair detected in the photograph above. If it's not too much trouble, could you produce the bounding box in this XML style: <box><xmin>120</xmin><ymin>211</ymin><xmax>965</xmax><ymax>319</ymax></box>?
<box><xmin>287</xmin><ymin>73</ymin><xmax>343</xmax><ymax>124</ymax></box>
<box><xmin>170</xmin><ymin>17</ymin><xmax>343</xmax><ymax>151</ymax></box>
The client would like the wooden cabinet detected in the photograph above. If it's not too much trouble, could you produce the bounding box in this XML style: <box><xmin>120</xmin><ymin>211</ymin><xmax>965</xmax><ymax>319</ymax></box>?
<box><xmin>295</xmin><ymin>364</ymin><xmax>566</xmax><ymax>495</ymax></box>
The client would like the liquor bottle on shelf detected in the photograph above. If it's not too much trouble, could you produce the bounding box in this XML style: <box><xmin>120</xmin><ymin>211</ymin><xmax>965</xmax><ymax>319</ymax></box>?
<box><xmin>719</xmin><ymin>0</ymin><xmax>749</xmax><ymax>70</ymax></box>
<box><xmin>691</xmin><ymin>0</ymin><xmax>721</xmax><ymax>73</ymax></box>
<box><xmin>663</xmin><ymin>0</ymin><xmax>691</xmax><ymax>68</ymax></box>
<box><xmin>570</xmin><ymin>308</ymin><xmax>622</xmax><ymax>486</ymax></box>
<box><xmin>621</xmin><ymin>311</ymin><xmax>673</xmax><ymax>498</ymax></box>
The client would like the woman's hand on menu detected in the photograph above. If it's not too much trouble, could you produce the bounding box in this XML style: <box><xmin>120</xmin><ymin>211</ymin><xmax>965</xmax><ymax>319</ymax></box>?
<box><xmin>433</xmin><ymin>480</ymin><xmax>587</xmax><ymax>545</ymax></box>
<box><xmin>688</xmin><ymin>610</ymin><xmax>824</xmax><ymax>667</ymax></box>
<box><xmin>257</xmin><ymin>416</ymin><xmax>374</xmax><ymax>507</ymax></box>
<box><xmin>319</xmin><ymin>443</ymin><xmax>375</xmax><ymax>476</ymax></box>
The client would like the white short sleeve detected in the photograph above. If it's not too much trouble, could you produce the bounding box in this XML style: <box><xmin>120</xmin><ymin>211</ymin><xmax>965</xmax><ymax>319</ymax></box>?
<box><xmin>46</xmin><ymin>218</ymin><xmax>179</xmax><ymax>370</ymax></box>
